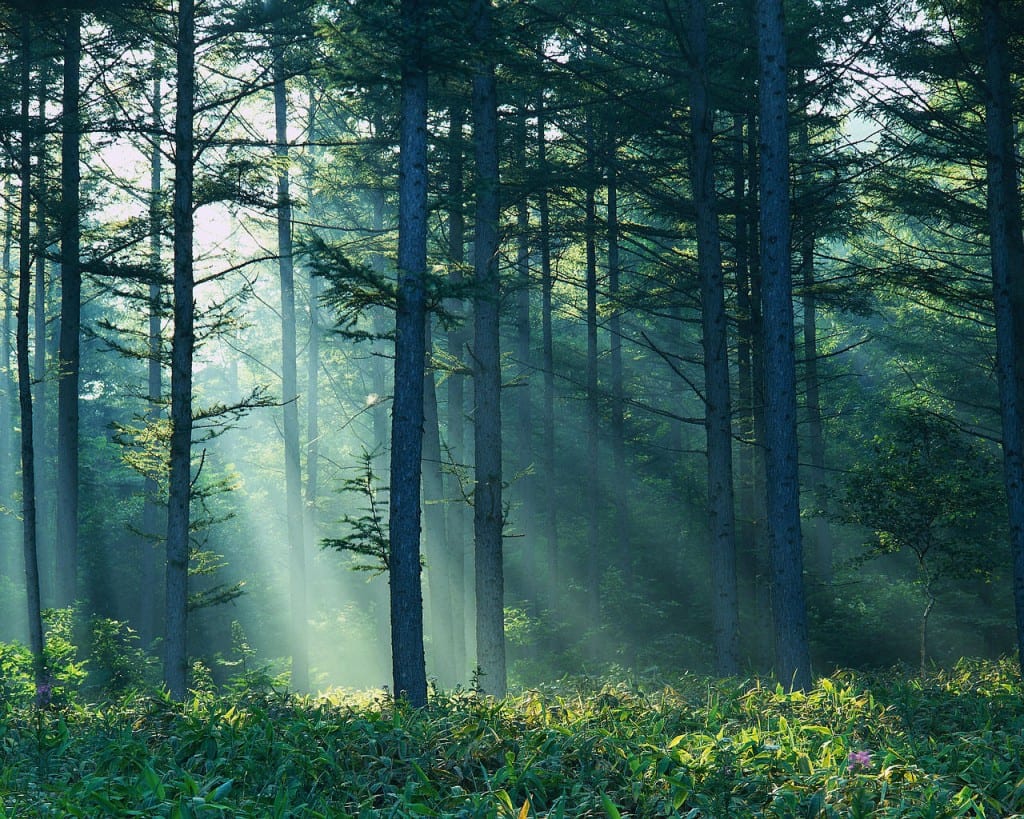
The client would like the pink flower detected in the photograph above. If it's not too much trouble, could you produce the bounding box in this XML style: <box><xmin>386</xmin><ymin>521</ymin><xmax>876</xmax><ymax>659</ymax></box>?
<box><xmin>35</xmin><ymin>681</ymin><xmax>53</xmax><ymax>708</ymax></box>
<box><xmin>847</xmin><ymin>749</ymin><xmax>872</xmax><ymax>772</ymax></box>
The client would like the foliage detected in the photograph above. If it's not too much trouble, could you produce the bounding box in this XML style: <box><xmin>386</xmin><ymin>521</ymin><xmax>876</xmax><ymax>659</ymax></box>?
<box><xmin>321</xmin><ymin>449</ymin><xmax>392</xmax><ymax>575</ymax></box>
<box><xmin>1</xmin><ymin>661</ymin><xmax>1023</xmax><ymax>816</ymax></box>
<box><xmin>835</xmin><ymin>405</ymin><xmax>1007</xmax><ymax>670</ymax></box>
<box><xmin>838</xmin><ymin>405</ymin><xmax>1004</xmax><ymax>580</ymax></box>
<box><xmin>84</xmin><ymin>616</ymin><xmax>156</xmax><ymax>695</ymax></box>
<box><xmin>0</xmin><ymin>609</ymin><xmax>87</xmax><ymax>709</ymax></box>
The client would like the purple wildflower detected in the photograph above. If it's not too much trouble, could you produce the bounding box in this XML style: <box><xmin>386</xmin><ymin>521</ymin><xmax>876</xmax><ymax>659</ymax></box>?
<box><xmin>846</xmin><ymin>749</ymin><xmax>872</xmax><ymax>772</ymax></box>
<box><xmin>35</xmin><ymin>681</ymin><xmax>53</xmax><ymax>708</ymax></box>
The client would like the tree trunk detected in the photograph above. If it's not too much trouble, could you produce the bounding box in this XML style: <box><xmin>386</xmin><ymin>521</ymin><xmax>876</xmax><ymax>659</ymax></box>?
<box><xmin>305</xmin><ymin>84</ymin><xmax>322</xmax><ymax>625</ymax></box>
<box><xmin>56</xmin><ymin>10</ymin><xmax>81</xmax><ymax>610</ymax></box>
<box><xmin>981</xmin><ymin>0</ymin><xmax>1024</xmax><ymax>680</ymax></box>
<box><xmin>17</xmin><ymin>16</ymin><xmax>45</xmax><ymax>688</ymax></box>
<box><xmin>607</xmin><ymin>130</ymin><xmax>630</xmax><ymax>592</ymax></box>
<box><xmin>537</xmin><ymin>84</ymin><xmax>558</xmax><ymax>597</ymax></box>
<box><xmin>1</xmin><ymin>179</ymin><xmax>15</xmax><ymax>585</ymax></box>
<box><xmin>389</xmin><ymin>0</ymin><xmax>429</xmax><ymax>707</ymax></box>
<box><xmin>756</xmin><ymin>0</ymin><xmax>811</xmax><ymax>690</ymax></box>
<box><xmin>688</xmin><ymin>0</ymin><xmax>740</xmax><ymax>676</ymax></box>
<box><xmin>471</xmin><ymin>0</ymin><xmax>506</xmax><ymax>698</ymax></box>
<box><xmin>422</xmin><ymin>317</ymin><xmax>453</xmax><ymax>685</ymax></box>
<box><xmin>733</xmin><ymin>115</ymin><xmax>757</xmax><ymax>583</ymax></box>
<box><xmin>513</xmin><ymin>105</ymin><xmax>535</xmax><ymax>615</ymax></box>
<box><xmin>584</xmin><ymin>107</ymin><xmax>601</xmax><ymax>632</ymax></box>
<box><xmin>797</xmin><ymin>119</ymin><xmax>831</xmax><ymax>586</ymax></box>
<box><xmin>919</xmin><ymin>586</ymin><xmax>935</xmax><ymax>678</ymax></box>
<box><xmin>140</xmin><ymin>60</ymin><xmax>164</xmax><ymax>648</ymax></box>
<box><xmin>165</xmin><ymin>0</ymin><xmax>197</xmax><ymax>700</ymax></box>
<box><xmin>445</xmin><ymin>102</ymin><xmax>469</xmax><ymax>681</ymax></box>
<box><xmin>33</xmin><ymin>66</ymin><xmax>51</xmax><ymax>607</ymax></box>
<box><xmin>272</xmin><ymin>9</ymin><xmax>308</xmax><ymax>693</ymax></box>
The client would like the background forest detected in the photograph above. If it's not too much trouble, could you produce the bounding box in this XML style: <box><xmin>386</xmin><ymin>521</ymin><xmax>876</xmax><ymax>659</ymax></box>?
<box><xmin>1</xmin><ymin>0</ymin><xmax>1023</xmax><ymax>706</ymax></box>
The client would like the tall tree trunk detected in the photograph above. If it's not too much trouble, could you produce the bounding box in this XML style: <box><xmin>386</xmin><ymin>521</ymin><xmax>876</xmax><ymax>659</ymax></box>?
<box><xmin>733</xmin><ymin>115</ymin><xmax>757</xmax><ymax>574</ymax></box>
<box><xmin>165</xmin><ymin>0</ymin><xmax>197</xmax><ymax>700</ymax></box>
<box><xmin>513</xmin><ymin>105</ymin><xmax>534</xmax><ymax>614</ymax></box>
<box><xmin>389</xmin><ymin>0</ymin><xmax>429</xmax><ymax>707</ymax></box>
<box><xmin>797</xmin><ymin>117</ymin><xmax>830</xmax><ymax>585</ymax></box>
<box><xmin>305</xmin><ymin>84</ymin><xmax>322</xmax><ymax>622</ymax></box>
<box><xmin>583</xmin><ymin>107</ymin><xmax>601</xmax><ymax>632</ymax></box>
<box><xmin>471</xmin><ymin>0</ymin><xmax>506</xmax><ymax>698</ymax></box>
<box><xmin>756</xmin><ymin>0</ymin><xmax>811</xmax><ymax>690</ymax></box>
<box><xmin>422</xmin><ymin>317</ymin><xmax>453</xmax><ymax>685</ymax></box>
<box><xmin>747</xmin><ymin>112</ymin><xmax>771</xmax><ymax>658</ymax></box>
<box><xmin>606</xmin><ymin>130</ymin><xmax>630</xmax><ymax>592</ymax></box>
<box><xmin>687</xmin><ymin>0</ymin><xmax>740</xmax><ymax>676</ymax></box>
<box><xmin>537</xmin><ymin>84</ymin><xmax>558</xmax><ymax>596</ymax></box>
<box><xmin>56</xmin><ymin>10</ymin><xmax>81</xmax><ymax>610</ymax></box>
<box><xmin>445</xmin><ymin>102</ymin><xmax>469</xmax><ymax>681</ymax></box>
<box><xmin>140</xmin><ymin>60</ymin><xmax>164</xmax><ymax>648</ymax></box>
<box><xmin>981</xmin><ymin>0</ymin><xmax>1024</xmax><ymax>679</ymax></box>
<box><xmin>17</xmin><ymin>16</ymin><xmax>45</xmax><ymax>688</ymax></box>
<box><xmin>272</xmin><ymin>7</ymin><xmax>308</xmax><ymax>693</ymax></box>
<box><xmin>1</xmin><ymin>179</ymin><xmax>15</xmax><ymax>584</ymax></box>
<box><xmin>33</xmin><ymin>67</ymin><xmax>51</xmax><ymax>606</ymax></box>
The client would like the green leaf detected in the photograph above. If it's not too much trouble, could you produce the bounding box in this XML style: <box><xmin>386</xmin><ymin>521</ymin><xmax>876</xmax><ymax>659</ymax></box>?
<box><xmin>601</xmin><ymin>793</ymin><xmax>622</xmax><ymax>819</ymax></box>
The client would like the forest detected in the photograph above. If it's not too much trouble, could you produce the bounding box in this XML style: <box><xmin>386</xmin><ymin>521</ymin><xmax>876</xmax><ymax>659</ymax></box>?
<box><xmin>3</xmin><ymin>0</ymin><xmax>1024</xmax><ymax>814</ymax></box>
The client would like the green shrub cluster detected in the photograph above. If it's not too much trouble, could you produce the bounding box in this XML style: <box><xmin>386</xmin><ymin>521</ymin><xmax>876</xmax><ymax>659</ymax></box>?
<box><xmin>1</xmin><ymin>659</ymin><xmax>1022</xmax><ymax>817</ymax></box>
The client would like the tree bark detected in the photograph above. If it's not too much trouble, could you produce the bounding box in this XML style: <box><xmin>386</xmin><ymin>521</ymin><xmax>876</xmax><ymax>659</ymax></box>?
<box><xmin>1</xmin><ymin>179</ymin><xmax>15</xmax><ymax>585</ymax></box>
<box><xmin>165</xmin><ymin>0</ymin><xmax>197</xmax><ymax>700</ymax></box>
<box><xmin>422</xmin><ymin>317</ymin><xmax>453</xmax><ymax>685</ymax></box>
<box><xmin>537</xmin><ymin>84</ymin><xmax>558</xmax><ymax>596</ymax></box>
<box><xmin>584</xmin><ymin>106</ymin><xmax>601</xmax><ymax>631</ymax></box>
<box><xmin>56</xmin><ymin>10</ymin><xmax>81</xmax><ymax>610</ymax></box>
<box><xmin>140</xmin><ymin>59</ymin><xmax>164</xmax><ymax>648</ymax></box>
<box><xmin>17</xmin><ymin>15</ymin><xmax>45</xmax><ymax>688</ymax></box>
<box><xmin>445</xmin><ymin>102</ymin><xmax>469</xmax><ymax>681</ymax></box>
<box><xmin>733</xmin><ymin>115</ymin><xmax>757</xmax><ymax>576</ymax></box>
<box><xmin>33</xmin><ymin>64</ymin><xmax>51</xmax><ymax>606</ymax></box>
<box><xmin>607</xmin><ymin>130</ymin><xmax>630</xmax><ymax>591</ymax></box>
<box><xmin>981</xmin><ymin>0</ymin><xmax>1024</xmax><ymax>680</ymax></box>
<box><xmin>304</xmin><ymin>84</ymin><xmax>322</xmax><ymax>626</ymax></box>
<box><xmin>471</xmin><ymin>0</ymin><xmax>506</xmax><ymax>698</ymax></box>
<box><xmin>513</xmin><ymin>105</ymin><xmax>535</xmax><ymax>614</ymax></box>
<box><xmin>389</xmin><ymin>0</ymin><xmax>429</xmax><ymax>707</ymax></box>
<box><xmin>687</xmin><ymin>0</ymin><xmax>740</xmax><ymax>676</ymax></box>
<box><xmin>272</xmin><ymin>7</ymin><xmax>309</xmax><ymax>693</ymax></box>
<box><xmin>756</xmin><ymin>0</ymin><xmax>811</xmax><ymax>690</ymax></box>
<box><xmin>797</xmin><ymin>119</ymin><xmax>830</xmax><ymax>585</ymax></box>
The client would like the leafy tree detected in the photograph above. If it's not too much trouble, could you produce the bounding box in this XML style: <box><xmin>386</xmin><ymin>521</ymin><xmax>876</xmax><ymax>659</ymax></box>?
<box><xmin>839</xmin><ymin>407</ymin><xmax>1004</xmax><ymax>673</ymax></box>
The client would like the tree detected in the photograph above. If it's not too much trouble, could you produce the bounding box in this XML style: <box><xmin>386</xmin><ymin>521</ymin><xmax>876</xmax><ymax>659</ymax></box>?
<box><xmin>388</xmin><ymin>0</ymin><xmax>429</xmax><ymax>707</ymax></box>
<box><xmin>682</xmin><ymin>0</ymin><xmax>740</xmax><ymax>675</ymax></box>
<box><xmin>56</xmin><ymin>7</ymin><xmax>81</xmax><ymax>608</ymax></box>
<box><xmin>755</xmin><ymin>0</ymin><xmax>811</xmax><ymax>690</ymax></box>
<box><xmin>840</xmin><ymin>407</ymin><xmax>1004</xmax><ymax>674</ymax></box>
<box><xmin>980</xmin><ymin>0</ymin><xmax>1024</xmax><ymax>679</ymax></box>
<box><xmin>15</xmin><ymin>12</ymin><xmax>46</xmax><ymax>691</ymax></box>
<box><xmin>268</xmin><ymin>0</ymin><xmax>309</xmax><ymax>693</ymax></box>
<box><xmin>471</xmin><ymin>0</ymin><xmax>506</xmax><ymax>697</ymax></box>
<box><xmin>165</xmin><ymin>0</ymin><xmax>197</xmax><ymax>699</ymax></box>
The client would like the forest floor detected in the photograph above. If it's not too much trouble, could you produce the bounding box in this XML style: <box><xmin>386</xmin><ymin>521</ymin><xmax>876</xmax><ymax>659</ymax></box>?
<box><xmin>1</xmin><ymin>659</ymin><xmax>1022</xmax><ymax>817</ymax></box>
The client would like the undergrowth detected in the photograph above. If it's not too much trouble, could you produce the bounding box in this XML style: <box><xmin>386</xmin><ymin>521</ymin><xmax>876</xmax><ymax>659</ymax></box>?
<box><xmin>1</xmin><ymin>658</ymin><xmax>1022</xmax><ymax>817</ymax></box>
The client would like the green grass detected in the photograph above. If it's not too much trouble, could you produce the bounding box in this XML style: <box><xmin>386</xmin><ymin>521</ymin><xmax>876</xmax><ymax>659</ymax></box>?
<box><xmin>2</xmin><ymin>659</ymin><xmax>1023</xmax><ymax>817</ymax></box>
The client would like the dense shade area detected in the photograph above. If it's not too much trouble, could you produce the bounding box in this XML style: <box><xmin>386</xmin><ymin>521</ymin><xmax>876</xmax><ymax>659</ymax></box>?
<box><xmin>1</xmin><ymin>659</ymin><xmax>1022</xmax><ymax>816</ymax></box>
